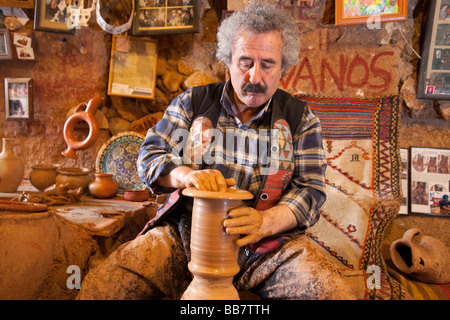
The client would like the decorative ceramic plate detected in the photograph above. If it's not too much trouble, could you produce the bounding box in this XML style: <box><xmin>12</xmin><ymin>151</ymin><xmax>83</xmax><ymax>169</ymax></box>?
<box><xmin>95</xmin><ymin>131</ymin><xmax>146</xmax><ymax>193</ymax></box>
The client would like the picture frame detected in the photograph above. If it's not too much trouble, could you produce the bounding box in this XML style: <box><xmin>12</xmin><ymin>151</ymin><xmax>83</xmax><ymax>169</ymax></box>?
<box><xmin>4</xmin><ymin>78</ymin><xmax>33</xmax><ymax>121</ymax></box>
<box><xmin>132</xmin><ymin>0</ymin><xmax>199</xmax><ymax>36</ymax></box>
<box><xmin>399</xmin><ymin>148</ymin><xmax>409</xmax><ymax>214</ymax></box>
<box><xmin>108</xmin><ymin>35</ymin><xmax>158</xmax><ymax>99</ymax></box>
<box><xmin>335</xmin><ymin>0</ymin><xmax>408</xmax><ymax>26</ymax></box>
<box><xmin>410</xmin><ymin>147</ymin><xmax>450</xmax><ymax>216</ymax></box>
<box><xmin>417</xmin><ymin>0</ymin><xmax>450</xmax><ymax>100</ymax></box>
<box><xmin>0</xmin><ymin>28</ymin><xmax>12</xmax><ymax>60</ymax></box>
<box><xmin>33</xmin><ymin>0</ymin><xmax>74</xmax><ymax>34</ymax></box>
<box><xmin>0</xmin><ymin>0</ymin><xmax>34</xmax><ymax>8</ymax></box>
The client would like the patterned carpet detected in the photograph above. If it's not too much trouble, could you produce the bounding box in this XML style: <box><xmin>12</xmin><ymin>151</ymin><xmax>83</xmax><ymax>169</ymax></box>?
<box><xmin>294</xmin><ymin>94</ymin><xmax>405</xmax><ymax>300</ymax></box>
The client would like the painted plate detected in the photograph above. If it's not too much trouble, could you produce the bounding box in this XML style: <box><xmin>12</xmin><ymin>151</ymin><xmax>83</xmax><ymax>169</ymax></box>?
<box><xmin>95</xmin><ymin>131</ymin><xmax>146</xmax><ymax>193</ymax></box>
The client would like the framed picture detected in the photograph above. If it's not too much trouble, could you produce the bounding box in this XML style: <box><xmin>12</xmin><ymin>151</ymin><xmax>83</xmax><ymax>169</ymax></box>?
<box><xmin>4</xmin><ymin>78</ymin><xmax>33</xmax><ymax>121</ymax></box>
<box><xmin>0</xmin><ymin>0</ymin><xmax>34</xmax><ymax>8</ymax></box>
<box><xmin>410</xmin><ymin>147</ymin><xmax>450</xmax><ymax>216</ymax></box>
<box><xmin>417</xmin><ymin>0</ymin><xmax>450</xmax><ymax>99</ymax></box>
<box><xmin>108</xmin><ymin>35</ymin><xmax>158</xmax><ymax>99</ymax></box>
<box><xmin>335</xmin><ymin>0</ymin><xmax>408</xmax><ymax>26</ymax></box>
<box><xmin>399</xmin><ymin>148</ymin><xmax>409</xmax><ymax>214</ymax></box>
<box><xmin>33</xmin><ymin>0</ymin><xmax>74</xmax><ymax>34</ymax></box>
<box><xmin>0</xmin><ymin>28</ymin><xmax>12</xmax><ymax>60</ymax></box>
<box><xmin>132</xmin><ymin>0</ymin><xmax>199</xmax><ymax>36</ymax></box>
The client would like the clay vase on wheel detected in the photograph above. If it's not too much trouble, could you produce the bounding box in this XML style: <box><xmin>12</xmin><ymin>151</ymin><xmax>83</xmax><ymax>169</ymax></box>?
<box><xmin>181</xmin><ymin>187</ymin><xmax>253</xmax><ymax>300</ymax></box>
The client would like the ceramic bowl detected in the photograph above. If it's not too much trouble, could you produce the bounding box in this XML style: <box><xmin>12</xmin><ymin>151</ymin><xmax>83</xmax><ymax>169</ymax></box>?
<box><xmin>30</xmin><ymin>164</ymin><xmax>60</xmax><ymax>191</ymax></box>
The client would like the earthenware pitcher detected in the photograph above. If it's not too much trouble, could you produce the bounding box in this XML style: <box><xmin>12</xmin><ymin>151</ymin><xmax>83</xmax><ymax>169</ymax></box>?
<box><xmin>0</xmin><ymin>138</ymin><xmax>24</xmax><ymax>192</ymax></box>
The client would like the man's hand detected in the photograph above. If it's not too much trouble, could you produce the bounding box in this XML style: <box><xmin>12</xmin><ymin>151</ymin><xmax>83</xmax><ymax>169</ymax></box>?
<box><xmin>223</xmin><ymin>207</ymin><xmax>264</xmax><ymax>247</ymax></box>
<box><xmin>184</xmin><ymin>169</ymin><xmax>236</xmax><ymax>192</ymax></box>
<box><xmin>223</xmin><ymin>204</ymin><xmax>298</xmax><ymax>247</ymax></box>
<box><xmin>156</xmin><ymin>166</ymin><xmax>235</xmax><ymax>193</ymax></box>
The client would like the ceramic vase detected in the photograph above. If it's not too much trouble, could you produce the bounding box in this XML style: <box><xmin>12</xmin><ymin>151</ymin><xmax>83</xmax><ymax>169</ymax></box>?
<box><xmin>181</xmin><ymin>188</ymin><xmax>253</xmax><ymax>300</ymax></box>
<box><xmin>390</xmin><ymin>228</ymin><xmax>450</xmax><ymax>284</ymax></box>
<box><xmin>30</xmin><ymin>164</ymin><xmax>60</xmax><ymax>191</ymax></box>
<box><xmin>55</xmin><ymin>167</ymin><xmax>91</xmax><ymax>193</ymax></box>
<box><xmin>0</xmin><ymin>138</ymin><xmax>24</xmax><ymax>192</ymax></box>
<box><xmin>88</xmin><ymin>173</ymin><xmax>118</xmax><ymax>199</ymax></box>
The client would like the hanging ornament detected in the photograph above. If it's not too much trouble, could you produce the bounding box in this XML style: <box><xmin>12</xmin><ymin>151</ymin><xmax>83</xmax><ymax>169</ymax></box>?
<box><xmin>96</xmin><ymin>0</ymin><xmax>134</xmax><ymax>34</ymax></box>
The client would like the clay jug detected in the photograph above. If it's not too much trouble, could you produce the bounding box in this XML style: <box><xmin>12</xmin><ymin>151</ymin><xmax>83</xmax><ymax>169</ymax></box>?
<box><xmin>62</xmin><ymin>96</ymin><xmax>103</xmax><ymax>159</ymax></box>
<box><xmin>390</xmin><ymin>228</ymin><xmax>450</xmax><ymax>284</ymax></box>
<box><xmin>181</xmin><ymin>188</ymin><xmax>253</xmax><ymax>300</ymax></box>
<box><xmin>0</xmin><ymin>138</ymin><xmax>24</xmax><ymax>192</ymax></box>
<box><xmin>88</xmin><ymin>173</ymin><xmax>118</xmax><ymax>199</ymax></box>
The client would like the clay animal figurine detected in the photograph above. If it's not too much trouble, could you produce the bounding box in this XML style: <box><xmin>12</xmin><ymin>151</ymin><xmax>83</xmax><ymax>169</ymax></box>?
<box><xmin>390</xmin><ymin>228</ymin><xmax>450</xmax><ymax>284</ymax></box>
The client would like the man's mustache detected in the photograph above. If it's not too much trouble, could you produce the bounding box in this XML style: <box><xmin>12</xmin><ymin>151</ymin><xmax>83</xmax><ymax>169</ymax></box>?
<box><xmin>242</xmin><ymin>83</ymin><xmax>266</xmax><ymax>94</ymax></box>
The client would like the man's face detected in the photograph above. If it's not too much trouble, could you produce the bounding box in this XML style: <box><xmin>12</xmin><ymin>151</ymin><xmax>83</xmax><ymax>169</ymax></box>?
<box><xmin>228</xmin><ymin>30</ymin><xmax>284</xmax><ymax>109</ymax></box>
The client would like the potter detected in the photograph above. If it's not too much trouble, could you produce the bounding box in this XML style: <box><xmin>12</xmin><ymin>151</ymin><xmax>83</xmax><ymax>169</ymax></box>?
<box><xmin>78</xmin><ymin>1</ymin><xmax>354</xmax><ymax>300</ymax></box>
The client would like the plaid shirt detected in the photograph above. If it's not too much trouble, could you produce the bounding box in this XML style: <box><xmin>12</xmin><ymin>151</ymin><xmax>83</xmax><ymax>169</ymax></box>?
<box><xmin>137</xmin><ymin>82</ymin><xmax>327</xmax><ymax>230</ymax></box>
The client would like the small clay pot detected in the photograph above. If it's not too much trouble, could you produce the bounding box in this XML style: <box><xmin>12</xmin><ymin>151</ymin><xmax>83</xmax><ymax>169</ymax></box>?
<box><xmin>30</xmin><ymin>164</ymin><xmax>60</xmax><ymax>191</ymax></box>
<box><xmin>88</xmin><ymin>173</ymin><xmax>118</xmax><ymax>199</ymax></box>
<box><xmin>56</xmin><ymin>167</ymin><xmax>91</xmax><ymax>192</ymax></box>
<box><xmin>123</xmin><ymin>190</ymin><xmax>150</xmax><ymax>202</ymax></box>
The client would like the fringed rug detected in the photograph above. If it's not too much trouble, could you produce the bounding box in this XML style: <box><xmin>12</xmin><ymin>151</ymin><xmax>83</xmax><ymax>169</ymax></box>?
<box><xmin>294</xmin><ymin>94</ymin><xmax>406</xmax><ymax>300</ymax></box>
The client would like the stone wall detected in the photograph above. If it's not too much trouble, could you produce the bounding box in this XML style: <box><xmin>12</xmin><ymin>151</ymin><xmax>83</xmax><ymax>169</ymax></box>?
<box><xmin>0</xmin><ymin>1</ymin><xmax>448</xmax><ymax>242</ymax></box>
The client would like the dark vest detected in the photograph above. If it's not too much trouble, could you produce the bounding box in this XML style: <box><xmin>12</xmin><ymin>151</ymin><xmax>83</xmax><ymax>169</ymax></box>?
<box><xmin>139</xmin><ymin>82</ymin><xmax>306</xmax><ymax>254</ymax></box>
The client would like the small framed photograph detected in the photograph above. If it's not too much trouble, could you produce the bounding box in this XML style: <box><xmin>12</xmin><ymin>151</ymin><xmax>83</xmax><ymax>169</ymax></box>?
<box><xmin>108</xmin><ymin>35</ymin><xmax>158</xmax><ymax>99</ymax></box>
<box><xmin>335</xmin><ymin>0</ymin><xmax>408</xmax><ymax>26</ymax></box>
<box><xmin>0</xmin><ymin>28</ymin><xmax>12</xmax><ymax>60</ymax></box>
<box><xmin>132</xmin><ymin>0</ymin><xmax>199</xmax><ymax>36</ymax></box>
<box><xmin>0</xmin><ymin>0</ymin><xmax>34</xmax><ymax>8</ymax></box>
<box><xmin>33</xmin><ymin>0</ymin><xmax>74</xmax><ymax>34</ymax></box>
<box><xmin>4</xmin><ymin>78</ymin><xmax>33</xmax><ymax>120</ymax></box>
<box><xmin>417</xmin><ymin>0</ymin><xmax>450</xmax><ymax>99</ymax></box>
<box><xmin>410</xmin><ymin>147</ymin><xmax>450</xmax><ymax>216</ymax></box>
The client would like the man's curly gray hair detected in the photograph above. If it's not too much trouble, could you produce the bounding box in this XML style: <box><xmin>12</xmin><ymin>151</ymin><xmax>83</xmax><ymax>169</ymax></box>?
<box><xmin>216</xmin><ymin>1</ymin><xmax>300</xmax><ymax>70</ymax></box>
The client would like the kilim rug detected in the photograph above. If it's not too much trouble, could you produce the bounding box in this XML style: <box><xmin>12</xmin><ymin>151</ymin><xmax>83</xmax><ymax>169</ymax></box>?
<box><xmin>294</xmin><ymin>94</ymin><xmax>406</xmax><ymax>300</ymax></box>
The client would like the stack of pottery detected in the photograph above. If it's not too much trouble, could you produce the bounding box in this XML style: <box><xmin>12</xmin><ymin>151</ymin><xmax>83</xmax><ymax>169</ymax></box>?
<box><xmin>0</xmin><ymin>138</ymin><xmax>24</xmax><ymax>193</ymax></box>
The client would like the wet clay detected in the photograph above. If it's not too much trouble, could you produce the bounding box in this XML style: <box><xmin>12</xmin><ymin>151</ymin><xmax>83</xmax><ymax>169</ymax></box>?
<box><xmin>181</xmin><ymin>188</ymin><xmax>253</xmax><ymax>300</ymax></box>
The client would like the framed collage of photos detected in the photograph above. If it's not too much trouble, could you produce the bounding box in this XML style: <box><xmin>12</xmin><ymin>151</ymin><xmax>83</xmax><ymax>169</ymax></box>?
<box><xmin>408</xmin><ymin>147</ymin><xmax>450</xmax><ymax>216</ymax></box>
<box><xmin>132</xmin><ymin>0</ymin><xmax>198</xmax><ymax>35</ymax></box>
<box><xmin>417</xmin><ymin>0</ymin><xmax>450</xmax><ymax>99</ymax></box>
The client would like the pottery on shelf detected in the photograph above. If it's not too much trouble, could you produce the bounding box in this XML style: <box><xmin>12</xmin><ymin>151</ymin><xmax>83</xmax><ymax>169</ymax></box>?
<box><xmin>55</xmin><ymin>167</ymin><xmax>91</xmax><ymax>193</ymax></box>
<box><xmin>181</xmin><ymin>187</ymin><xmax>253</xmax><ymax>300</ymax></box>
<box><xmin>88</xmin><ymin>173</ymin><xmax>119</xmax><ymax>199</ymax></box>
<box><xmin>390</xmin><ymin>228</ymin><xmax>450</xmax><ymax>284</ymax></box>
<box><xmin>30</xmin><ymin>164</ymin><xmax>60</xmax><ymax>191</ymax></box>
<box><xmin>0</xmin><ymin>138</ymin><xmax>24</xmax><ymax>193</ymax></box>
<box><xmin>62</xmin><ymin>96</ymin><xmax>103</xmax><ymax>159</ymax></box>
